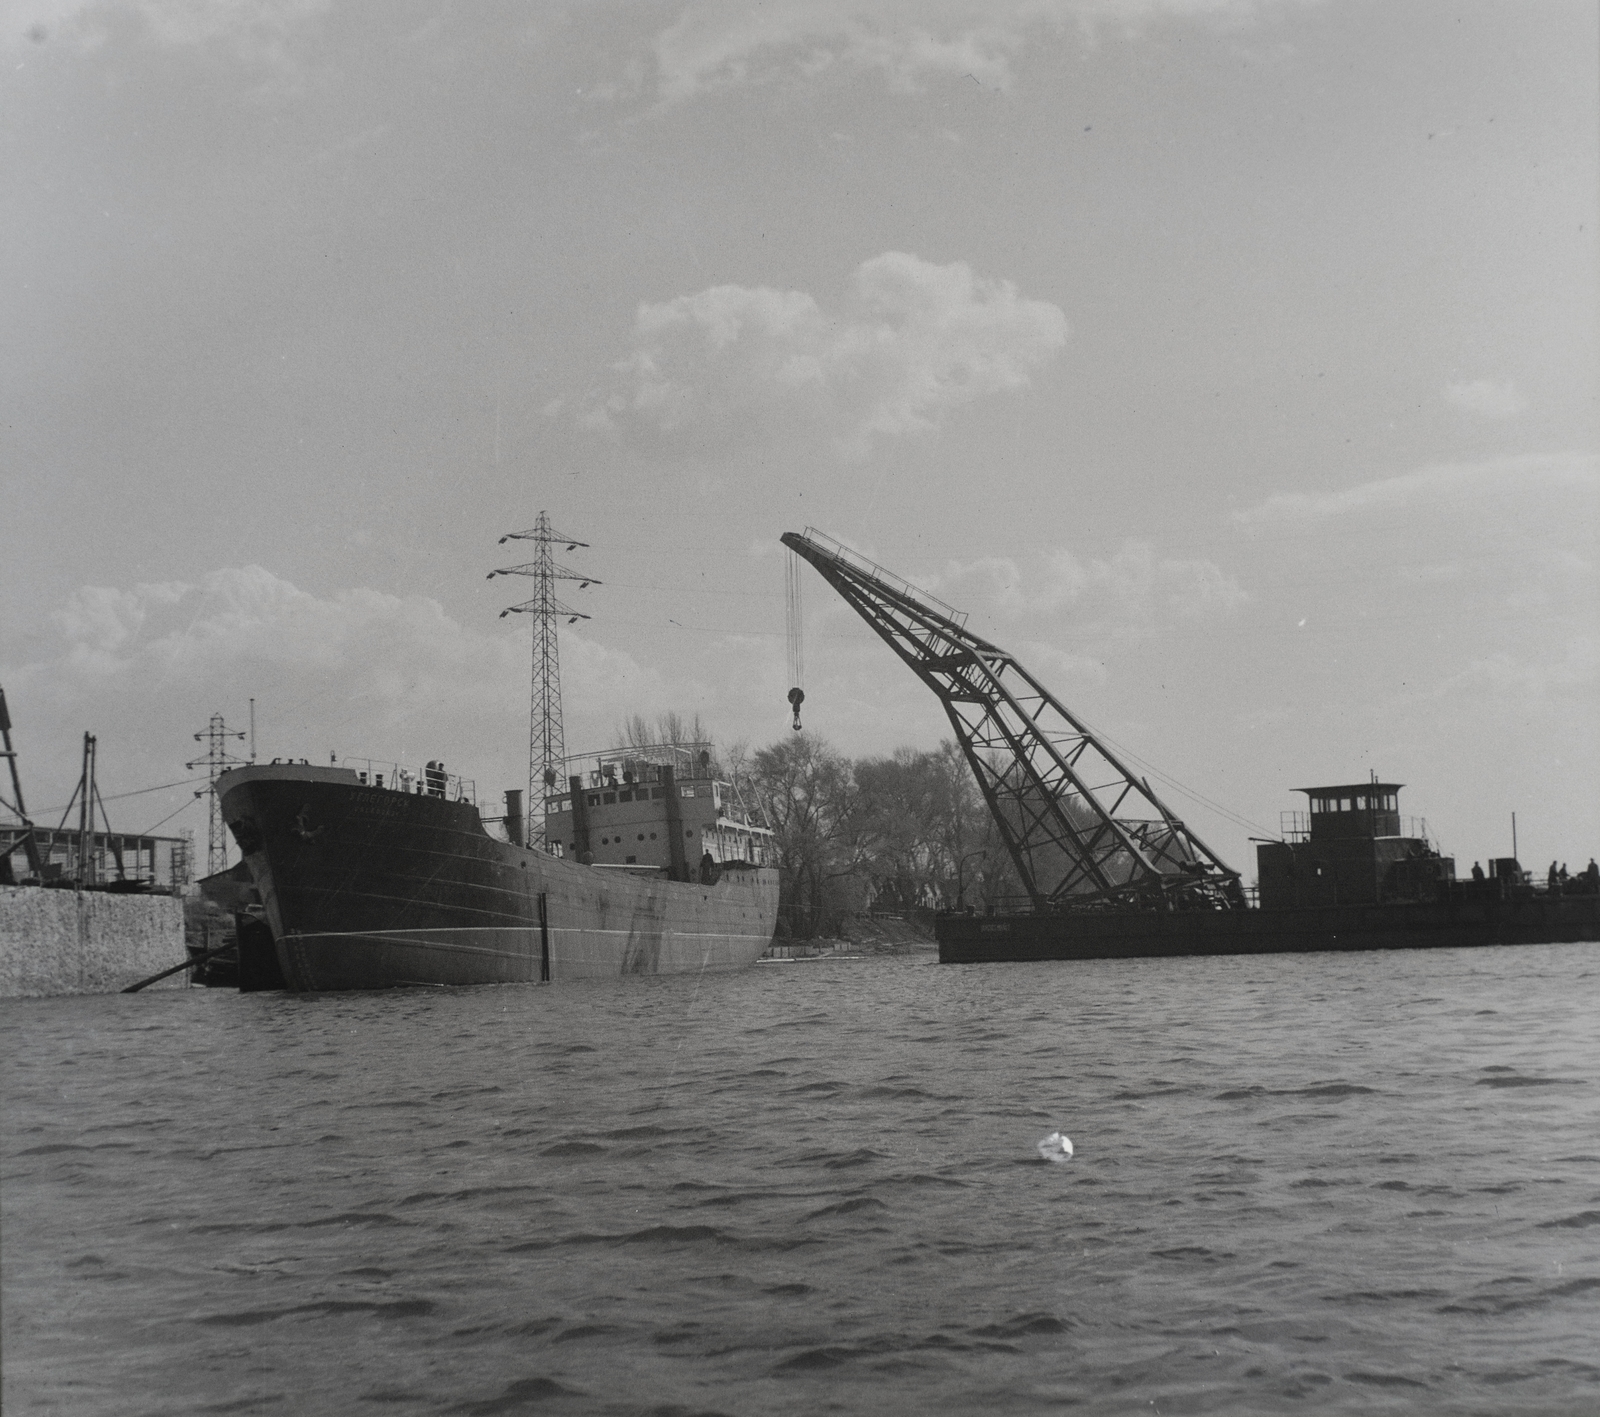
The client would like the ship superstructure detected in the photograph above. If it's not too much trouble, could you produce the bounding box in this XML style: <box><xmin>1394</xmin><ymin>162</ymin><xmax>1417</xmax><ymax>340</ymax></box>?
<box><xmin>544</xmin><ymin>742</ymin><xmax>774</xmax><ymax>876</ymax></box>
<box><xmin>543</xmin><ymin>741</ymin><xmax>775</xmax><ymax>876</ymax></box>
<box><xmin>1255</xmin><ymin>782</ymin><xmax>1453</xmax><ymax>909</ymax></box>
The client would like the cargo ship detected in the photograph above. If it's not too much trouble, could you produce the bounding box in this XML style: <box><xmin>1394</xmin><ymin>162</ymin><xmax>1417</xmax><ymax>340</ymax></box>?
<box><xmin>782</xmin><ymin>527</ymin><xmax>1600</xmax><ymax>964</ymax></box>
<box><xmin>215</xmin><ymin>742</ymin><xmax>779</xmax><ymax>991</ymax></box>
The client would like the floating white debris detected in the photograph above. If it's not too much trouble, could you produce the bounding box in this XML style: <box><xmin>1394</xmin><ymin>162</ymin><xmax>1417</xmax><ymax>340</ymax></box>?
<box><xmin>1036</xmin><ymin>1131</ymin><xmax>1074</xmax><ymax>1163</ymax></box>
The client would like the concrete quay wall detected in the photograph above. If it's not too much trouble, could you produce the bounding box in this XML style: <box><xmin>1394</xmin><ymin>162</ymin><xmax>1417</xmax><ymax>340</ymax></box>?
<box><xmin>0</xmin><ymin>887</ymin><xmax>187</xmax><ymax>998</ymax></box>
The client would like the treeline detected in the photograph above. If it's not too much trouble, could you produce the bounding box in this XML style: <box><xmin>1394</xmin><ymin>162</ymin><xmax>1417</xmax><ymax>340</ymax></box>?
<box><xmin>744</xmin><ymin>733</ymin><xmax>1019</xmax><ymax>939</ymax></box>
<box><xmin>610</xmin><ymin>714</ymin><xmax>1016</xmax><ymax>937</ymax></box>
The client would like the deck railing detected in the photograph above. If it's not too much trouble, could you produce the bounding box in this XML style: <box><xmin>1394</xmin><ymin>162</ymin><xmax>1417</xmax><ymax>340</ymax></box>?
<box><xmin>1278</xmin><ymin>811</ymin><xmax>1431</xmax><ymax>845</ymax></box>
<box><xmin>800</xmin><ymin>526</ymin><xmax>968</xmax><ymax>629</ymax></box>
<box><xmin>336</xmin><ymin>755</ymin><xmax>476</xmax><ymax>804</ymax></box>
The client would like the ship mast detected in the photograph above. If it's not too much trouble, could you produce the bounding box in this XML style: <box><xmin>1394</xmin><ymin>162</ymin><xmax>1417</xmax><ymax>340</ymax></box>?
<box><xmin>490</xmin><ymin>512</ymin><xmax>598</xmax><ymax>850</ymax></box>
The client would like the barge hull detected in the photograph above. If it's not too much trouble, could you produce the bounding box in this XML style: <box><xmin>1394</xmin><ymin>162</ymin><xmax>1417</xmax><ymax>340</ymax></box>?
<box><xmin>937</xmin><ymin>895</ymin><xmax>1600</xmax><ymax>963</ymax></box>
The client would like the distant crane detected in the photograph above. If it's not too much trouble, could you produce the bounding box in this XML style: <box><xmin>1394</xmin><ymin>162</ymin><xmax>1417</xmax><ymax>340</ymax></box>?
<box><xmin>782</xmin><ymin>528</ymin><xmax>1243</xmax><ymax>913</ymax></box>
<box><xmin>0</xmin><ymin>686</ymin><xmax>44</xmax><ymax>880</ymax></box>
<box><xmin>490</xmin><ymin>512</ymin><xmax>598</xmax><ymax>851</ymax></box>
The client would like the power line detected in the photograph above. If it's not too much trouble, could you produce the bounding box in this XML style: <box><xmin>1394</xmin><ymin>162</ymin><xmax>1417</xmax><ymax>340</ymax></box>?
<box><xmin>28</xmin><ymin>775</ymin><xmax>210</xmax><ymax>817</ymax></box>
<box><xmin>139</xmin><ymin>798</ymin><xmax>201</xmax><ymax>836</ymax></box>
<box><xmin>1080</xmin><ymin>722</ymin><xmax>1276</xmax><ymax>840</ymax></box>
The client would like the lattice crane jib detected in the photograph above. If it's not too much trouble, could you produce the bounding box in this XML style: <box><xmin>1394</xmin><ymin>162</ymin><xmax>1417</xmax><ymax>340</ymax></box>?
<box><xmin>781</xmin><ymin>529</ymin><xmax>1243</xmax><ymax>913</ymax></box>
<box><xmin>491</xmin><ymin>512</ymin><xmax>598</xmax><ymax>851</ymax></box>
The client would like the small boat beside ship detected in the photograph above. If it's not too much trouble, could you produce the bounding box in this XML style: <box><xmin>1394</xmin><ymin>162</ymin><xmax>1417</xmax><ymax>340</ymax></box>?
<box><xmin>214</xmin><ymin>743</ymin><xmax>778</xmax><ymax>991</ymax></box>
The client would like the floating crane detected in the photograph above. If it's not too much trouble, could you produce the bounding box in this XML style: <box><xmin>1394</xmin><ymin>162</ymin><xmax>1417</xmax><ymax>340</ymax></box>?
<box><xmin>781</xmin><ymin>528</ymin><xmax>1243</xmax><ymax>913</ymax></box>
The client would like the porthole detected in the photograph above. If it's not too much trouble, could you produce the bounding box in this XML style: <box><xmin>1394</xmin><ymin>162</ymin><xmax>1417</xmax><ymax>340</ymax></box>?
<box><xmin>637</xmin><ymin>833</ymin><xmax>645</xmax><ymax>841</ymax></box>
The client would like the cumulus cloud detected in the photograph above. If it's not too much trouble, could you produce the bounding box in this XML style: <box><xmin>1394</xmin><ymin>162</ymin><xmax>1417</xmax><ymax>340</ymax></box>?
<box><xmin>1232</xmin><ymin>452</ymin><xmax>1598</xmax><ymax>525</ymax></box>
<box><xmin>1016</xmin><ymin>639</ymin><xmax>1109</xmax><ymax>685</ymax></box>
<box><xmin>655</xmin><ymin>0</ymin><xmax>1033</xmax><ymax>99</ymax></box>
<box><xmin>586</xmin><ymin>251</ymin><xmax>1067</xmax><ymax>456</ymax></box>
<box><xmin>9</xmin><ymin>567</ymin><xmax>663</xmax><ymax>817</ymax></box>
<box><xmin>1429</xmin><ymin>638</ymin><xmax>1598</xmax><ymax>703</ymax></box>
<box><xmin>651</xmin><ymin>0</ymin><xmax>1312</xmax><ymax>101</ymax></box>
<box><xmin>53</xmin><ymin>581</ymin><xmax>191</xmax><ymax>671</ymax></box>
<box><xmin>39</xmin><ymin>566</ymin><xmax>522</xmax><ymax>720</ymax></box>
<box><xmin>5</xmin><ymin>0</ymin><xmax>328</xmax><ymax>58</ymax></box>
<box><xmin>1443</xmin><ymin>378</ymin><xmax>1529</xmax><ymax>419</ymax></box>
<box><xmin>934</xmin><ymin>539</ymin><xmax>1247</xmax><ymax>634</ymax></box>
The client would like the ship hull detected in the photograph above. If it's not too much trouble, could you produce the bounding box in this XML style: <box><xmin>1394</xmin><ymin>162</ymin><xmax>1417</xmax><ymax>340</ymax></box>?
<box><xmin>218</xmin><ymin>765</ymin><xmax>778</xmax><ymax>991</ymax></box>
<box><xmin>937</xmin><ymin>893</ymin><xmax>1600</xmax><ymax>963</ymax></box>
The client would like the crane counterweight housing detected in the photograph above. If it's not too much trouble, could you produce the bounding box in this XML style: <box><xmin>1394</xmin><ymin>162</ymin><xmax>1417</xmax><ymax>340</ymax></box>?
<box><xmin>781</xmin><ymin>529</ymin><xmax>1244</xmax><ymax>914</ymax></box>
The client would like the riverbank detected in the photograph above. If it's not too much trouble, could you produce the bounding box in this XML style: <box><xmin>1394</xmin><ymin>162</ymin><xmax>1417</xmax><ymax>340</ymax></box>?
<box><xmin>0</xmin><ymin>886</ymin><xmax>185</xmax><ymax>998</ymax></box>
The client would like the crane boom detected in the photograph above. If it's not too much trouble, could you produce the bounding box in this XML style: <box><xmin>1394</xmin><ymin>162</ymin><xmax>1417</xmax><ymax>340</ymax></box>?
<box><xmin>781</xmin><ymin>528</ymin><xmax>1243</xmax><ymax>912</ymax></box>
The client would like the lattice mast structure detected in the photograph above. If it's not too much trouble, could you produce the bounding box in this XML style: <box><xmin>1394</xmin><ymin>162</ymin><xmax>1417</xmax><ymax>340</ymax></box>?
<box><xmin>781</xmin><ymin>529</ymin><xmax>1243</xmax><ymax>913</ymax></box>
<box><xmin>186</xmin><ymin>713</ymin><xmax>249</xmax><ymax>876</ymax></box>
<box><xmin>0</xmin><ymin>686</ymin><xmax>45</xmax><ymax>878</ymax></box>
<box><xmin>490</xmin><ymin>513</ymin><xmax>598</xmax><ymax>851</ymax></box>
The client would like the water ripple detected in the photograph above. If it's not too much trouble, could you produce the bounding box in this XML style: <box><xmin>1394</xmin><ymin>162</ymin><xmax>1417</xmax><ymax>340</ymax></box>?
<box><xmin>6</xmin><ymin>943</ymin><xmax>1598</xmax><ymax>1414</ymax></box>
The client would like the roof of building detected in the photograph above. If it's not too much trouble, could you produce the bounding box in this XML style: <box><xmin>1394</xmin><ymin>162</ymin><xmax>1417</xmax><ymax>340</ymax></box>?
<box><xmin>1295</xmin><ymin>783</ymin><xmax>1405</xmax><ymax>798</ymax></box>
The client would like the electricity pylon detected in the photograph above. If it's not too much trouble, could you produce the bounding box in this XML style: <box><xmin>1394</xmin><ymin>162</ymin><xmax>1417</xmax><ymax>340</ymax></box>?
<box><xmin>186</xmin><ymin>714</ymin><xmax>249</xmax><ymax>877</ymax></box>
<box><xmin>490</xmin><ymin>512</ymin><xmax>598</xmax><ymax>850</ymax></box>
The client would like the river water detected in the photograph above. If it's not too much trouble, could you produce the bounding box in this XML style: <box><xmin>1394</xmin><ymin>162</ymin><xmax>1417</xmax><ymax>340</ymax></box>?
<box><xmin>4</xmin><ymin>944</ymin><xmax>1597</xmax><ymax>1416</ymax></box>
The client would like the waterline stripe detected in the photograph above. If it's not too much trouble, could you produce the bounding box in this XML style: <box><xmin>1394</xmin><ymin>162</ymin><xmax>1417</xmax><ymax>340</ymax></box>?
<box><xmin>281</xmin><ymin>925</ymin><xmax>769</xmax><ymax>943</ymax></box>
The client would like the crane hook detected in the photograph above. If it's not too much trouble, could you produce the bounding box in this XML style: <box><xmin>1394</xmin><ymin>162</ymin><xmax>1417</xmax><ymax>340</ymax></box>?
<box><xmin>787</xmin><ymin>686</ymin><xmax>804</xmax><ymax>732</ymax></box>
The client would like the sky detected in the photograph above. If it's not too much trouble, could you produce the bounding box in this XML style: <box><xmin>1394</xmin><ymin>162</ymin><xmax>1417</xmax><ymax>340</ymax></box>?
<box><xmin>2</xmin><ymin>0</ymin><xmax>1596</xmax><ymax>880</ymax></box>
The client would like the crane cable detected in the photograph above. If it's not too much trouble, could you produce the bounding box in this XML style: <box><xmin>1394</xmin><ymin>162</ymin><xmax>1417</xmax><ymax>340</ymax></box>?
<box><xmin>785</xmin><ymin>551</ymin><xmax>804</xmax><ymax>731</ymax></box>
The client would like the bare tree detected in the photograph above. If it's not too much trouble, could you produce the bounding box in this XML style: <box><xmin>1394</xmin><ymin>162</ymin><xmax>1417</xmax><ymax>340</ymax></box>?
<box><xmin>851</xmin><ymin>742</ymin><xmax>1016</xmax><ymax>911</ymax></box>
<box><xmin>614</xmin><ymin>711</ymin><xmax>712</xmax><ymax>750</ymax></box>
<box><xmin>746</xmin><ymin>731</ymin><xmax>1022</xmax><ymax>934</ymax></box>
<box><xmin>747</xmin><ymin>732</ymin><xmax>863</xmax><ymax>937</ymax></box>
